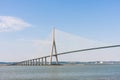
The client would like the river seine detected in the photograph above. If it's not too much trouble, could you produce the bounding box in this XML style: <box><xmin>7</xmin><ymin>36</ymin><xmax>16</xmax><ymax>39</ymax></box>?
<box><xmin>0</xmin><ymin>64</ymin><xmax>120</xmax><ymax>80</ymax></box>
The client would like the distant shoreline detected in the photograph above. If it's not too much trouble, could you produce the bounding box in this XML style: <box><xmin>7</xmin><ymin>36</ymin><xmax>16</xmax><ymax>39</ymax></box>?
<box><xmin>0</xmin><ymin>61</ymin><xmax>120</xmax><ymax>66</ymax></box>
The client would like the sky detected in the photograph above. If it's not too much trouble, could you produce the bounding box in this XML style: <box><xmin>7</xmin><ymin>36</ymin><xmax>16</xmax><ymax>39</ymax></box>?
<box><xmin>0</xmin><ymin>0</ymin><xmax>120</xmax><ymax>62</ymax></box>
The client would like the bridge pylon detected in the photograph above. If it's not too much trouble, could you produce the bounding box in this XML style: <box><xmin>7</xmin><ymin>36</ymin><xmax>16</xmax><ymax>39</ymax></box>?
<box><xmin>49</xmin><ymin>28</ymin><xmax>58</xmax><ymax>65</ymax></box>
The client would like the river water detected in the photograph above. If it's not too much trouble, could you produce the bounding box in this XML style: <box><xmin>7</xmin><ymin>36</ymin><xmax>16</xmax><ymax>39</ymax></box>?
<box><xmin>0</xmin><ymin>64</ymin><xmax>120</xmax><ymax>80</ymax></box>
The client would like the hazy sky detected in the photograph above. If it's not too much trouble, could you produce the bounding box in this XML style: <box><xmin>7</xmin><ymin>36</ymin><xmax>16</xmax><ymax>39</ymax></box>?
<box><xmin>0</xmin><ymin>0</ymin><xmax>120</xmax><ymax>62</ymax></box>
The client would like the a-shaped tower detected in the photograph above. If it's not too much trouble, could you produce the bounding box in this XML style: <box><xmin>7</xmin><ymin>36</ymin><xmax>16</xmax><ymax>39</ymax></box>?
<box><xmin>49</xmin><ymin>28</ymin><xmax>58</xmax><ymax>65</ymax></box>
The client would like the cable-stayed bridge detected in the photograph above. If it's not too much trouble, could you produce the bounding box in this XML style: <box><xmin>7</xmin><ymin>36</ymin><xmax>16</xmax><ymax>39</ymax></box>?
<box><xmin>13</xmin><ymin>29</ymin><xmax>120</xmax><ymax>66</ymax></box>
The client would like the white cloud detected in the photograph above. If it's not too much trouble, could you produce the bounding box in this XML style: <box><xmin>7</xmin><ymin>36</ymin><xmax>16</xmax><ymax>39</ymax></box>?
<box><xmin>0</xmin><ymin>16</ymin><xmax>31</xmax><ymax>32</ymax></box>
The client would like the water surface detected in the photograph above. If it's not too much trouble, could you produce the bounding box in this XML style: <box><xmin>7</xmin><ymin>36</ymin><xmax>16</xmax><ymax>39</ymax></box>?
<box><xmin>0</xmin><ymin>64</ymin><xmax>120</xmax><ymax>80</ymax></box>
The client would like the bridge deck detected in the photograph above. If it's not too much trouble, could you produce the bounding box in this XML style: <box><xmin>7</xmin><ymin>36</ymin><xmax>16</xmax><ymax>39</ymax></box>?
<box><xmin>12</xmin><ymin>45</ymin><xmax>120</xmax><ymax>66</ymax></box>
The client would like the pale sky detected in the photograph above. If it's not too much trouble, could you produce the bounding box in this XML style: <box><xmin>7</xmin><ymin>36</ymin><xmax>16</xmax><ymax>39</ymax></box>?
<box><xmin>0</xmin><ymin>0</ymin><xmax>120</xmax><ymax>62</ymax></box>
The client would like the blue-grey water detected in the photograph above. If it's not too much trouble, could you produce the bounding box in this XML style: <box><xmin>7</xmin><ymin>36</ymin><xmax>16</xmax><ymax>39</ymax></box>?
<box><xmin>0</xmin><ymin>64</ymin><xmax>120</xmax><ymax>80</ymax></box>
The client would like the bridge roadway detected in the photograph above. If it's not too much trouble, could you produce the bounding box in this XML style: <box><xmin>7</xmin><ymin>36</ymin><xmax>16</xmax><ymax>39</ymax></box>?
<box><xmin>13</xmin><ymin>44</ymin><xmax>120</xmax><ymax>66</ymax></box>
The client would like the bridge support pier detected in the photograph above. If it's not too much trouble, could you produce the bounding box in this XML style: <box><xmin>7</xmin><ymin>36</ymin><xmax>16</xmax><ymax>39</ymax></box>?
<box><xmin>45</xmin><ymin>57</ymin><xmax>47</xmax><ymax>65</ymax></box>
<box><xmin>38</xmin><ymin>58</ymin><xmax>40</xmax><ymax>66</ymax></box>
